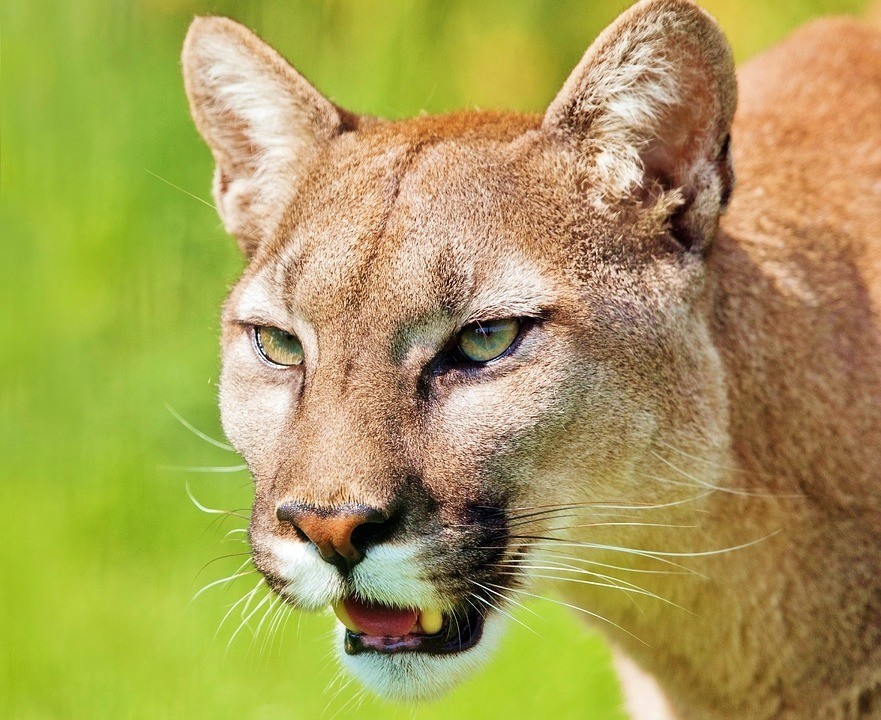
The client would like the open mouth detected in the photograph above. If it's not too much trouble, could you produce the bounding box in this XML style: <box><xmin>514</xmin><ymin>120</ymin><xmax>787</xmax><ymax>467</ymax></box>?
<box><xmin>333</xmin><ymin>597</ymin><xmax>485</xmax><ymax>655</ymax></box>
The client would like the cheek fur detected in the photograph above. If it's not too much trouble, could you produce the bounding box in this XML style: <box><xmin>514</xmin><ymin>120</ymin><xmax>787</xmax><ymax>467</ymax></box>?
<box><xmin>219</xmin><ymin>335</ymin><xmax>298</xmax><ymax>467</ymax></box>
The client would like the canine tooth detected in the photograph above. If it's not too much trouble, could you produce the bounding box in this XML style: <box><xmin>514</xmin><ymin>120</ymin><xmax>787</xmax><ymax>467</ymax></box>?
<box><xmin>332</xmin><ymin>601</ymin><xmax>360</xmax><ymax>633</ymax></box>
<box><xmin>419</xmin><ymin>608</ymin><xmax>443</xmax><ymax>634</ymax></box>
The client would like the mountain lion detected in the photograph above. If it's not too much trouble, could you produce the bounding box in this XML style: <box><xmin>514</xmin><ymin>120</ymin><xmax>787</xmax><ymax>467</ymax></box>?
<box><xmin>182</xmin><ymin>1</ymin><xmax>881</xmax><ymax>717</ymax></box>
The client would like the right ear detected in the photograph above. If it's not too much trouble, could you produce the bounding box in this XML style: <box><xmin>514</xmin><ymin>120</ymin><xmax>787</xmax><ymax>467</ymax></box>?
<box><xmin>182</xmin><ymin>17</ymin><xmax>356</xmax><ymax>256</ymax></box>
<box><xmin>543</xmin><ymin>0</ymin><xmax>736</xmax><ymax>251</ymax></box>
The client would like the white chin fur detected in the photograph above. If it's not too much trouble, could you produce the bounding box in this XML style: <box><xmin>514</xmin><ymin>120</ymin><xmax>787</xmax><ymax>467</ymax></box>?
<box><xmin>337</xmin><ymin>614</ymin><xmax>505</xmax><ymax>701</ymax></box>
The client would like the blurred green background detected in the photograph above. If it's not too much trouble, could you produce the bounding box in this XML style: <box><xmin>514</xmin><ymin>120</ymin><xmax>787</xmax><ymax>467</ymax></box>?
<box><xmin>0</xmin><ymin>0</ymin><xmax>868</xmax><ymax>718</ymax></box>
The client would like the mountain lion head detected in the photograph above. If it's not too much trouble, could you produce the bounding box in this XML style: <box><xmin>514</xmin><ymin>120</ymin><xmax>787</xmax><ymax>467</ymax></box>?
<box><xmin>183</xmin><ymin>0</ymin><xmax>737</xmax><ymax>700</ymax></box>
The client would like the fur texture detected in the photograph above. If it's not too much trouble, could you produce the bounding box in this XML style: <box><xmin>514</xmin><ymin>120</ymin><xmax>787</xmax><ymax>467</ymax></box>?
<box><xmin>182</xmin><ymin>2</ymin><xmax>881</xmax><ymax>718</ymax></box>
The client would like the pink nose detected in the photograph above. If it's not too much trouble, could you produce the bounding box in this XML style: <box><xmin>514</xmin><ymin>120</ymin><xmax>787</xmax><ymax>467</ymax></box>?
<box><xmin>276</xmin><ymin>502</ymin><xmax>390</xmax><ymax>571</ymax></box>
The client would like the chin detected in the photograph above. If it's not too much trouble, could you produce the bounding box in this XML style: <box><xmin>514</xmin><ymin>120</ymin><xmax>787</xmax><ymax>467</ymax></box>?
<box><xmin>337</xmin><ymin>613</ymin><xmax>506</xmax><ymax>701</ymax></box>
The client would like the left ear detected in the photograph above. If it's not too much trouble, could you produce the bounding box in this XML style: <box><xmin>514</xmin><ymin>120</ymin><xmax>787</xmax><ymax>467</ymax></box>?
<box><xmin>544</xmin><ymin>0</ymin><xmax>737</xmax><ymax>250</ymax></box>
<box><xmin>182</xmin><ymin>17</ymin><xmax>359</xmax><ymax>256</ymax></box>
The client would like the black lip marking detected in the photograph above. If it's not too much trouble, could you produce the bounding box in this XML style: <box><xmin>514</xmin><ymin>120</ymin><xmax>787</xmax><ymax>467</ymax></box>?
<box><xmin>343</xmin><ymin>604</ymin><xmax>485</xmax><ymax>656</ymax></box>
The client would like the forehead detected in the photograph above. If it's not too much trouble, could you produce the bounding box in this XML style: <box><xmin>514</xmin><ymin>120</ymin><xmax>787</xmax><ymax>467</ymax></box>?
<box><xmin>246</xmin><ymin>115</ymin><xmax>571</xmax><ymax>329</ymax></box>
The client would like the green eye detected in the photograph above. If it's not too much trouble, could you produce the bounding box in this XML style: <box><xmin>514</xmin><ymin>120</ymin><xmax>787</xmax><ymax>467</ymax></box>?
<box><xmin>457</xmin><ymin>318</ymin><xmax>521</xmax><ymax>363</ymax></box>
<box><xmin>254</xmin><ymin>326</ymin><xmax>304</xmax><ymax>367</ymax></box>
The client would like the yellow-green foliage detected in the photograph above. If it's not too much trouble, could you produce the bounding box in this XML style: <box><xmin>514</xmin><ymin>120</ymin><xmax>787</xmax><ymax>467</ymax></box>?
<box><xmin>0</xmin><ymin>1</ymin><xmax>865</xmax><ymax>718</ymax></box>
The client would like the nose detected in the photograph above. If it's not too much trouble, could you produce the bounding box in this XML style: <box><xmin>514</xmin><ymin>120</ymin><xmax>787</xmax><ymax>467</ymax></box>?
<box><xmin>275</xmin><ymin>502</ymin><xmax>392</xmax><ymax>572</ymax></box>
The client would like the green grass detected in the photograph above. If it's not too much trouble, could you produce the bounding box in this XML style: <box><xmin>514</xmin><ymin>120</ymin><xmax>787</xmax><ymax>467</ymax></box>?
<box><xmin>0</xmin><ymin>0</ymin><xmax>866</xmax><ymax>717</ymax></box>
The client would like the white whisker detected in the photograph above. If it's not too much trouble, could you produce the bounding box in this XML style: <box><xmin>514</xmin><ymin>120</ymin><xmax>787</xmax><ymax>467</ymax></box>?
<box><xmin>494</xmin><ymin>540</ymin><xmax>701</xmax><ymax>574</ymax></box>
<box><xmin>484</xmin><ymin>581</ymin><xmax>649</xmax><ymax>646</ymax></box>
<box><xmin>227</xmin><ymin>588</ymin><xmax>273</xmax><ymax>653</ymax></box>
<box><xmin>466</xmin><ymin>589</ymin><xmax>542</xmax><ymax>638</ymax></box>
<box><xmin>193</xmin><ymin>552</ymin><xmax>252</xmax><ymax>580</ymax></box>
<box><xmin>147</xmin><ymin>169</ymin><xmax>217</xmax><ymax>210</ymax></box>
<box><xmin>470</xmin><ymin>578</ymin><xmax>545</xmax><ymax>622</ymax></box>
<box><xmin>496</xmin><ymin>566</ymin><xmax>691</xmax><ymax>613</ymax></box>
<box><xmin>213</xmin><ymin>577</ymin><xmax>264</xmax><ymax>645</ymax></box>
<box><xmin>186</xmin><ymin>483</ymin><xmax>250</xmax><ymax>520</ymax></box>
<box><xmin>165</xmin><ymin>403</ymin><xmax>234</xmax><ymax>451</ymax></box>
<box><xmin>512</xmin><ymin>521</ymin><xmax>697</xmax><ymax>535</ymax></box>
<box><xmin>501</xmin><ymin>549</ymin><xmax>692</xmax><ymax>575</ymax></box>
<box><xmin>250</xmin><ymin>592</ymin><xmax>282</xmax><ymax>658</ymax></box>
<box><xmin>164</xmin><ymin>464</ymin><xmax>248</xmax><ymax>473</ymax></box>
<box><xmin>193</xmin><ymin>565</ymin><xmax>256</xmax><ymax>602</ymax></box>
<box><xmin>649</xmin><ymin>450</ymin><xmax>799</xmax><ymax>498</ymax></box>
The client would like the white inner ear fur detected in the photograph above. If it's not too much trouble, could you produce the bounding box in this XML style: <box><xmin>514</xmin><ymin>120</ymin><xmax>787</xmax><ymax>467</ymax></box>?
<box><xmin>182</xmin><ymin>17</ymin><xmax>343</xmax><ymax>253</ymax></box>
<box><xmin>556</xmin><ymin>40</ymin><xmax>685</xmax><ymax>195</ymax></box>
<box><xmin>543</xmin><ymin>0</ymin><xmax>736</xmax><ymax>214</ymax></box>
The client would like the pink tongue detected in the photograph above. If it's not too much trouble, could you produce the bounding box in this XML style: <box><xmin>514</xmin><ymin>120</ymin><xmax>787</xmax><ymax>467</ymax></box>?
<box><xmin>344</xmin><ymin>598</ymin><xmax>417</xmax><ymax>637</ymax></box>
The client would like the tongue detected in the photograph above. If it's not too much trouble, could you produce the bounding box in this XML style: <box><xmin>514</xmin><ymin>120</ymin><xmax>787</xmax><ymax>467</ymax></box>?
<box><xmin>343</xmin><ymin>598</ymin><xmax>417</xmax><ymax>637</ymax></box>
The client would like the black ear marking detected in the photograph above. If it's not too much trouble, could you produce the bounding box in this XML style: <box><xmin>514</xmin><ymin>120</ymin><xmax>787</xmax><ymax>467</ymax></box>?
<box><xmin>718</xmin><ymin>134</ymin><xmax>735</xmax><ymax>209</ymax></box>
<box><xmin>670</xmin><ymin>192</ymin><xmax>701</xmax><ymax>252</ymax></box>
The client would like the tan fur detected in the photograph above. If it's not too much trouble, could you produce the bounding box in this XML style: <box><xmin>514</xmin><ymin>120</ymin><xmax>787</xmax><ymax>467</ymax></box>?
<box><xmin>182</xmin><ymin>2</ymin><xmax>881</xmax><ymax>718</ymax></box>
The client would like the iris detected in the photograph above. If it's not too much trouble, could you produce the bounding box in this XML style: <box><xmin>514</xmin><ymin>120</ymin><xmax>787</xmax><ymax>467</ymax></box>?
<box><xmin>254</xmin><ymin>326</ymin><xmax>304</xmax><ymax>367</ymax></box>
<box><xmin>457</xmin><ymin>318</ymin><xmax>521</xmax><ymax>363</ymax></box>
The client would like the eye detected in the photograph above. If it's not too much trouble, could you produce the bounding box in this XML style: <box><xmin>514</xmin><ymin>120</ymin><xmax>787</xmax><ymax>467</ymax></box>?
<box><xmin>457</xmin><ymin>318</ymin><xmax>521</xmax><ymax>363</ymax></box>
<box><xmin>253</xmin><ymin>326</ymin><xmax>304</xmax><ymax>367</ymax></box>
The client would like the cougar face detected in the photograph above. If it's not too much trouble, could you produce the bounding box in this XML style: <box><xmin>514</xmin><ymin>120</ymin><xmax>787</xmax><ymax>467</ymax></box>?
<box><xmin>184</xmin><ymin>0</ymin><xmax>739</xmax><ymax>703</ymax></box>
<box><xmin>217</xmin><ymin>122</ymin><xmax>729</xmax><ymax>695</ymax></box>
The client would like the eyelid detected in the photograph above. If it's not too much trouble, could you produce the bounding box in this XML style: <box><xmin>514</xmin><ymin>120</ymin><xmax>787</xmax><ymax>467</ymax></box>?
<box><xmin>234</xmin><ymin>317</ymin><xmax>292</xmax><ymax>333</ymax></box>
<box><xmin>462</xmin><ymin>306</ymin><xmax>550</xmax><ymax>326</ymax></box>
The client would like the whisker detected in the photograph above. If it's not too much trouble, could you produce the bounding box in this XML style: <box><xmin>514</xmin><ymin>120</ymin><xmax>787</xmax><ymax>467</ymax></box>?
<box><xmin>497</xmin><ymin>569</ymin><xmax>653</xmax><ymax>611</ymax></box>
<box><xmin>484</xmin><ymin>540</ymin><xmax>698</xmax><ymax>573</ymax></box>
<box><xmin>494</xmin><ymin>565</ymin><xmax>691</xmax><ymax>613</ymax></box>
<box><xmin>222</xmin><ymin>531</ymin><xmax>249</xmax><ymax>545</ymax></box>
<box><xmin>505</xmin><ymin>511</ymin><xmax>648</xmax><ymax>529</ymax></box>
<box><xmin>186</xmin><ymin>483</ymin><xmax>250</xmax><ymax>520</ymax></box>
<box><xmin>506</xmin><ymin>491</ymin><xmax>715</xmax><ymax>522</ymax></box>
<box><xmin>451</xmin><ymin>607</ymin><xmax>463</xmax><ymax>651</ymax></box>
<box><xmin>505</xmin><ymin>504</ymin><xmax>644</xmax><ymax>524</ymax></box>
<box><xmin>250</xmin><ymin>592</ymin><xmax>282</xmax><ymax>658</ymax></box>
<box><xmin>501</xmin><ymin>500</ymin><xmax>634</xmax><ymax>514</ymax></box>
<box><xmin>499</xmin><ymin>548</ymin><xmax>692</xmax><ymax>576</ymax></box>
<box><xmin>193</xmin><ymin>552</ymin><xmax>252</xmax><ymax>580</ymax></box>
<box><xmin>146</xmin><ymin>169</ymin><xmax>217</xmax><ymax>210</ymax></box>
<box><xmin>190</xmin><ymin>553</ymin><xmax>253</xmax><ymax>602</ymax></box>
<box><xmin>623</xmin><ymin>530</ymin><xmax>782</xmax><ymax>558</ymax></box>
<box><xmin>466</xmin><ymin>588</ymin><xmax>542</xmax><ymax>638</ymax></box>
<box><xmin>322</xmin><ymin>675</ymin><xmax>356</xmax><ymax>720</ymax></box>
<box><xmin>498</xmin><ymin>558</ymin><xmax>656</xmax><ymax>596</ymax></box>
<box><xmin>484</xmin><ymin>581</ymin><xmax>649</xmax><ymax>646</ymax></box>
<box><xmin>653</xmin><ymin>438</ymin><xmax>753</xmax><ymax>475</ymax></box>
<box><xmin>514</xmin><ymin>532</ymin><xmax>780</xmax><ymax>560</ymax></box>
<box><xmin>470</xmin><ymin>578</ymin><xmax>544</xmax><ymax>621</ymax></box>
<box><xmin>511</xmin><ymin>521</ymin><xmax>697</xmax><ymax>533</ymax></box>
<box><xmin>165</xmin><ymin>403</ymin><xmax>234</xmax><ymax>451</ymax></box>
<box><xmin>265</xmin><ymin>599</ymin><xmax>292</xmax><ymax>659</ymax></box>
<box><xmin>324</xmin><ymin>678</ymin><xmax>362</xmax><ymax>720</ymax></box>
<box><xmin>227</xmin><ymin>587</ymin><xmax>273</xmax><ymax>653</ymax></box>
<box><xmin>649</xmin><ymin>450</ymin><xmax>799</xmax><ymax>498</ymax></box>
<box><xmin>213</xmin><ymin>577</ymin><xmax>264</xmax><ymax>645</ymax></box>
<box><xmin>163</xmin><ymin>464</ymin><xmax>248</xmax><ymax>473</ymax></box>
<box><xmin>276</xmin><ymin>602</ymin><xmax>296</xmax><ymax>657</ymax></box>
<box><xmin>495</xmin><ymin>559</ymin><xmax>646</xmax><ymax>614</ymax></box>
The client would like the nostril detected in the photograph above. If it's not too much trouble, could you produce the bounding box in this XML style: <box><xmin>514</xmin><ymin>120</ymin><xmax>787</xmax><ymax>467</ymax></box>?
<box><xmin>290</xmin><ymin>525</ymin><xmax>310</xmax><ymax>543</ymax></box>
<box><xmin>350</xmin><ymin>511</ymin><xmax>398</xmax><ymax>553</ymax></box>
<box><xmin>275</xmin><ymin>501</ymin><xmax>396</xmax><ymax>570</ymax></box>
